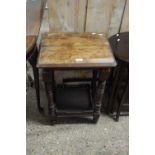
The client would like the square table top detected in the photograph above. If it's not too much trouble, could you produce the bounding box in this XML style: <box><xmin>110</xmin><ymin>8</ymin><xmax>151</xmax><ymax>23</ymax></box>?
<box><xmin>37</xmin><ymin>32</ymin><xmax>116</xmax><ymax>68</ymax></box>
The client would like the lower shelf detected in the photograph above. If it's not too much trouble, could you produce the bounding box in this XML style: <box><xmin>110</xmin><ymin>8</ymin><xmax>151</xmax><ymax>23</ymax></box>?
<box><xmin>56</xmin><ymin>110</ymin><xmax>94</xmax><ymax>117</ymax></box>
<box><xmin>55</xmin><ymin>84</ymin><xmax>93</xmax><ymax>111</ymax></box>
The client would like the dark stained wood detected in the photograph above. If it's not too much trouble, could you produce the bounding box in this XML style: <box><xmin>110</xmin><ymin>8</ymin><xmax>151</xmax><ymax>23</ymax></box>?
<box><xmin>93</xmin><ymin>80</ymin><xmax>105</xmax><ymax>123</ymax></box>
<box><xmin>115</xmin><ymin>32</ymin><xmax>129</xmax><ymax>62</ymax></box>
<box><xmin>108</xmin><ymin>32</ymin><xmax>129</xmax><ymax>62</ymax></box>
<box><xmin>110</xmin><ymin>61</ymin><xmax>129</xmax><ymax>121</ymax></box>
<box><xmin>105</xmin><ymin>32</ymin><xmax>129</xmax><ymax>121</ymax></box>
<box><xmin>56</xmin><ymin>111</ymin><xmax>93</xmax><ymax>117</ymax></box>
<box><xmin>43</xmin><ymin>69</ymin><xmax>56</xmax><ymax>124</ymax></box>
<box><xmin>37</xmin><ymin>32</ymin><xmax>117</xmax><ymax>68</ymax></box>
<box><xmin>39</xmin><ymin>32</ymin><xmax>116</xmax><ymax>124</ymax></box>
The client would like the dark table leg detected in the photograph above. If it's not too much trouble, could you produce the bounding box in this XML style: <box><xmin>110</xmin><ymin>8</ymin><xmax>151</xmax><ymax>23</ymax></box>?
<box><xmin>105</xmin><ymin>68</ymin><xmax>114</xmax><ymax>114</ymax></box>
<box><xmin>92</xmin><ymin>70</ymin><xmax>104</xmax><ymax>123</ymax></box>
<box><xmin>43</xmin><ymin>69</ymin><xmax>56</xmax><ymax>125</ymax></box>
<box><xmin>107</xmin><ymin>61</ymin><xmax>129</xmax><ymax>121</ymax></box>
<box><xmin>108</xmin><ymin>62</ymin><xmax>122</xmax><ymax>114</ymax></box>
<box><xmin>116</xmin><ymin>81</ymin><xmax>129</xmax><ymax>121</ymax></box>
<box><xmin>93</xmin><ymin>69</ymin><xmax>110</xmax><ymax>123</ymax></box>
<box><xmin>28</xmin><ymin>46</ymin><xmax>43</xmax><ymax>113</ymax></box>
<box><xmin>92</xmin><ymin>70</ymin><xmax>98</xmax><ymax>99</ymax></box>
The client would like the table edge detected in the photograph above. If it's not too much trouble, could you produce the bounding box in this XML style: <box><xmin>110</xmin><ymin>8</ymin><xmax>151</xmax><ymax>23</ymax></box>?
<box><xmin>37</xmin><ymin>61</ymin><xmax>117</xmax><ymax>69</ymax></box>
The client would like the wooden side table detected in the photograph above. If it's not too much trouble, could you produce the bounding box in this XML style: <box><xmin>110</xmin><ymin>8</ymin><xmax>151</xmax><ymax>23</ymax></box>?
<box><xmin>37</xmin><ymin>32</ymin><xmax>116</xmax><ymax>124</ymax></box>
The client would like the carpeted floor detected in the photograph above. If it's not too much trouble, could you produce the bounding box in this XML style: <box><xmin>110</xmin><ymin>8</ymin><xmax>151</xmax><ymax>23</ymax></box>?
<box><xmin>26</xmin><ymin>84</ymin><xmax>129</xmax><ymax>155</ymax></box>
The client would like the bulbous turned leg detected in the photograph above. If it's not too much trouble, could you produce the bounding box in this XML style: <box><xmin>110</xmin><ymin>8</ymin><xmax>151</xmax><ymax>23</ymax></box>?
<box><xmin>93</xmin><ymin>69</ymin><xmax>110</xmax><ymax>123</ymax></box>
<box><xmin>43</xmin><ymin>69</ymin><xmax>56</xmax><ymax>125</ymax></box>
<box><xmin>93</xmin><ymin>81</ymin><xmax>105</xmax><ymax>123</ymax></box>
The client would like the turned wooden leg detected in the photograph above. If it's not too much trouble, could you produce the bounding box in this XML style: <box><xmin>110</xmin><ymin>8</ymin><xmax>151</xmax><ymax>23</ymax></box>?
<box><xmin>93</xmin><ymin>81</ymin><xmax>105</xmax><ymax>123</ymax></box>
<box><xmin>105</xmin><ymin>68</ymin><xmax>114</xmax><ymax>114</ymax></box>
<box><xmin>43</xmin><ymin>70</ymin><xmax>56</xmax><ymax>125</ymax></box>
<box><xmin>109</xmin><ymin>63</ymin><xmax>122</xmax><ymax>114</ymax></box>
<box><xmin>92</xmin><ymin>69</ymin><xmax>110</xmax><ymax>123</ymax></box>
<box><xmin>116</xmin><ymin>83</ymin><xmax>129</xmax><ymax>121</ymax></box>
<box><xmin>97</xmin><ymin>68</ymin><xmax>111</xmax><ymax>113</ymax></box>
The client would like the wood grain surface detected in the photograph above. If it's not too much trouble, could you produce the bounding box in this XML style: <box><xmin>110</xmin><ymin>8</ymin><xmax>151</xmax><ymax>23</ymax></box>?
<box><xmin>48</xmin><ymin>0</ymin><xmax>87</xmax><ymax>32</ymax></box>
<box><xmin>37</xmin><ymin>32</ymin><xmax>116</xmax><ymax>68</ymax></box>
<box><xmin>26</xmin><ymin>0</ymin><xmax>44</xmax><ymax>35</ymax></box>
<box><xmin>47</xmin><ymin>0</ymin><xmax>129</xmax><ymax>36</ymax></box>
<box><xmin>108</xmin><ymin>0</ymin><xmax>126</xmax><ymax>36</ymax></box>
<box><xmin>120</xmin><ymin>0</ymin><xmax>129</xmax><ymax>32</ymax></box>
<box><xmin>85</xmin><ymin>0</ymin><xmax>115</xmax><ymax>34</ymax></box>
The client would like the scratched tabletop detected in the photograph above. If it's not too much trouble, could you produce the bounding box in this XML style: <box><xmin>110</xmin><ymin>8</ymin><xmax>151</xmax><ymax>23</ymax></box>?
<box><xmin>37</xmin><ymin>32</ymin><xmax>116</xmax><ymax>68</ymax></box>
